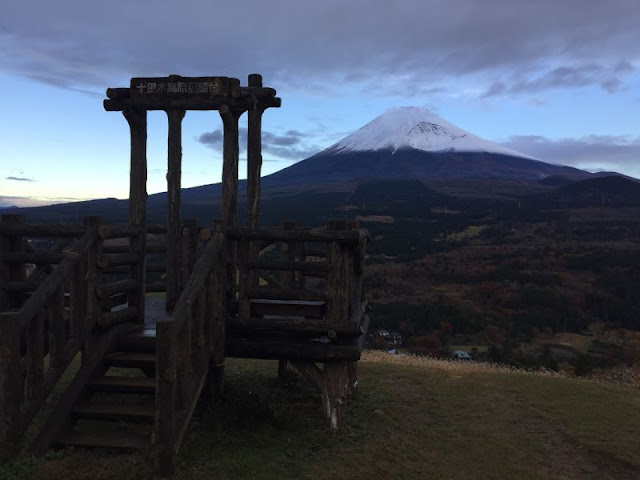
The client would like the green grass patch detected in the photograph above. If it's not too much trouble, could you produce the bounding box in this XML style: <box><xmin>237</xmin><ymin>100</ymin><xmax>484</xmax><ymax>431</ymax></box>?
<box><xmin>7</xmin><ymin>354</ymin><xmax>640</xmax><ymax>480</ymax></box>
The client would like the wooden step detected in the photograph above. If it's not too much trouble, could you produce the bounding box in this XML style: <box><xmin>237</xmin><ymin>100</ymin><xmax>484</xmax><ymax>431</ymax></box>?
<box><xmin>72</xmin><ymin>401</ymin><xmax>155</xmax><ymax>422</ymax></box>
<box><xmin>119</xmin><ymin>327</ymin><xmax>157</xmax><ymax>353</ymax></box>
<box><xmin>55</xmin><ymin>430</ymin><xmax>149</xmax><ymax>450</ymax></box>
<box><xmin>104</xmin><ymin>352</ymin><xmax>156</xmax><ymax>369</ymax></box>
<box><xmin>88</xmin><ymin>376</ymin><xmax>156</xmax><ymax>394</ymax></box>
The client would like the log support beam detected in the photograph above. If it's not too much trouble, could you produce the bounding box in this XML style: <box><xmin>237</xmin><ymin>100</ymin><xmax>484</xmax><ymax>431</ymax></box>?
<box><xmin>166</xmin><ymin>108</ymin><xmax>186</xmax><ymax>312</ymax></box>
<box><xmin>219</xmin><ymin>105</ymin><xmax>242</xmax><ymax>229</ymax></box>
<box><xmin>247</xmin><ymin>73</ymin><xmax>265</xmax><ymax>232</ymax></box>
<box><xmin>291</xmin><ymin>361</ymin><xmax>349</xmax><ymax>430</ymax></box>
<box><xmin>123</xmin><ymin>107</ymin><xmax>147</xmax><ymax>323</ymax></box>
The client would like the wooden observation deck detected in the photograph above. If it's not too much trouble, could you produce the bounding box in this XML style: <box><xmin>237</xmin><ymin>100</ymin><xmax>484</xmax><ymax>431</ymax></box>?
<box><xmin>0</xmin><ymin>74</ymin><xmax>369</xmax><ymax>474</ymax></box>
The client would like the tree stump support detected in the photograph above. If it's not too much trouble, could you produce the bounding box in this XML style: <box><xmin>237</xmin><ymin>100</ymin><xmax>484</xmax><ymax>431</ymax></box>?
<box><xmin>291</xmin><ymin>361</ymin><xmax>349</xmax><ymax>430</ymax></box>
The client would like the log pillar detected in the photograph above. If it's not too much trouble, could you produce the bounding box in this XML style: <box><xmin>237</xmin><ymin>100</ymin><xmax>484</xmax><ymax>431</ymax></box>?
<box><xmin>291</xmin><ymin>361</ymin><xmax>348</xmax><ymax>430</ymax></box>
<box><xmin>247</xmin><ymin>74</ymin><xmax>265</xmax><ymax>295</ymax></box>
<box><xmin>247</xmin><ymin>73</ymin><xmax>265</xmax><ymax>232</ymax></box>
<box><xmin>278</xmin><ymin>221</ymin><xmax>296</xmax><ymax>379</ymax></box>
<box><xmin>123</xmin><ymin>107</ymin><xmax>148</xmax><ymax>323</ymax></box>
<box><xmin>0</xmin><ymin>214</ymin><xmax>26</xmax><ymax>310</ymax></box>
<box><xmin>326</xmin><ymin>221</ymin><xmax>352</xmax><ymax>332</ymax></box>
<box><xmin>219</xmin><ymin>105</ymin><xmax>242</xmax><ymax>229</ymax></box>
<box><xmin>180</xmin><ymin>219</ymin><xmax>198</xmax><ymax>291</ymax></box>
<box><xmin>83</xmin><ymin>216</ymin><xmax>102</xmax><ymax>362</ymax></box>
<box><xmin>166</xmin><ymin>108</ymin><xmax>186</xmax><ymax>312</ymax></box>
<box><xmin>207</xmin><ymin>220</ymin><xmax>226</xmax><ymax>403</ymax></box>
<box><xmin>0</xmin><ymin>312</ymin><xmax>22</xmax><ymax>456</ymax></box>
<box><xmin>324</xmin><ymin>361</ymin><xmax>348</xmax><ymax>429</ymax></box>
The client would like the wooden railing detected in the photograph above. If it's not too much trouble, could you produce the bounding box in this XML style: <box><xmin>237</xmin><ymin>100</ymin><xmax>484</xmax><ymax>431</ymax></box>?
<box><xmin>0</xmin><ymin>217</ymin><xmax>169</xmax><ymax>452</ymax></box>
<box><xmin>226</xmin><ymin>222</ymin><xmax>368</xmax><ymax>338</ymax></box>
<box><xmin>0</xmin><ymin>215</ymin><xmax>368</xmax><ymax>461</ymax></box>
<box><xmin>97</xmin><ymin>222</ymin><xmax>169</xmax><ymax>324</ymax></box>
<box><xmin>152</xmin><ymin>228</ymin><xmax>226</xmax><ymax>473</ymax></box>
<box><xmin>0</xmin><ymin>216</ymin><xmax>100</xmax><ymax>451</ymax></box>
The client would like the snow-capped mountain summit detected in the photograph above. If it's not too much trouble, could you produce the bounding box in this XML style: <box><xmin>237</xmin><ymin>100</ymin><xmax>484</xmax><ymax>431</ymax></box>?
<box><xmin>328</xmin><ymin>107</ymin><xmax>535</xmax><ymax>159</ymax></box>
<box><xmin>263</xmin><ymin>106</ymin><xmax>593</xmax><ymax>187</ymax></box>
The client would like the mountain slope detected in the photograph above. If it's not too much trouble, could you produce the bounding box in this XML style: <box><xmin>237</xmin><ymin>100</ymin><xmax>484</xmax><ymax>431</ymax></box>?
<box><xmin>264</xmin><ymin>107</ymin><xmax>592</xmax><ymax>186</ymax></box>
<box><xmin>3</xmin><ymin>106</ymin><xmax>629</xmax><ymax>224</ymax></box>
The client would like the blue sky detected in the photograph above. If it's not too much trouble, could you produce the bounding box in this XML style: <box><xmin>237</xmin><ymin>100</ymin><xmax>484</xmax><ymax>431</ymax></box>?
<box><xmin>1</xmin><ymin>0</ymin><xmax>639</xmax><ymax>207</ymax></box>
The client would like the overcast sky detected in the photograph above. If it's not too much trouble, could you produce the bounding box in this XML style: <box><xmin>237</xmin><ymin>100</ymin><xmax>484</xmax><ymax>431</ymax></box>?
<box><xmin>1</xmin><ymin>0</ymin><xmax>639</xmax><ymax>207</ymax></box>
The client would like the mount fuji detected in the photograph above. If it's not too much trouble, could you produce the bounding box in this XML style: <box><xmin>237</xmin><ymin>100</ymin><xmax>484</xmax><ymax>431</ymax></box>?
<box><xmin>328</xmin><ymin>107</ymin><xmax>534</xmax><ymax>158</ymax></box>
<box><xmin>263</xmin><ymin>107</ymin><xmax>592</xmax><ymax>187</ymax></box>
<box><xmin>9</xmin><ymin>106</ymin><xmax>635</xmax><ymax>226</ymax></box>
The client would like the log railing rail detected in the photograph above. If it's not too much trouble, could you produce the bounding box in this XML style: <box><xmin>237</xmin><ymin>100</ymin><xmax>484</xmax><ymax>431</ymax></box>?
<box><xmin>227</xmin><ymin>222</ymin><xmax>368</xmax><ymax>337</ymax></box>
<box><xmin>0</xmin><ymin>216</ymin><xmax>173</xmax><ymax>454</ymax></box>
<box><xmin>152</xmin><ymin>229</ymin><xmax>225</xmax><ymax>473</ymax></box>
<box><xmin>0</xmin><ymin>216</ymin><xmax>101</xmax><ymax>452</ymax></box>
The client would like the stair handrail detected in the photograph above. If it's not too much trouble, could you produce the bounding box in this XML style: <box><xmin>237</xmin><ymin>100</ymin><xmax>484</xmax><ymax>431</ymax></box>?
<box><xmin>15</xmin><ymin>229</ymin><xmax>97</xmax><ymax>332</ymax></box>
<box><xmin>0</xmin><ymin>226</ymin><xmax>98</xmax><ymax>454</ymax></box>
<box><xmin>153</xmin><ymin>229</ymin><xmax>225</xmax><ymax>474</ymax></box>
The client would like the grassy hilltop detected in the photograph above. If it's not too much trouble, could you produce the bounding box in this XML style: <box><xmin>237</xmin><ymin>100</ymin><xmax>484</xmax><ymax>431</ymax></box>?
<box><xmin>4</xmin><ymin>353</ymin><xmax>639</xmax><ymax>480</ymax></box>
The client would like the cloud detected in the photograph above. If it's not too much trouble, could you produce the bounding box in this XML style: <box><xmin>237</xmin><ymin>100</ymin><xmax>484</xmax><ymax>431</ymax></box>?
<box><xmin>500</xmin><ymin>134</ymin><xmax>640</xmax><ymax>178</ymax></box>
<box><xmin>197</xmin><ymin>127</ymin><xmax>321</xmax><ymax>161</ymax></box>
<box><xmin>2</xmin><ymin>1</ymin><xmax>639</xmax><ymax>98</ymax></box>
<box><xmin>482</xmin><ymin>62</ymin><xmax>636</xmax><ymax>97</ymax></box>
<box><xmin>0</xmin><ymin>195</ymin><xmax>86</xmax><ymax>208</ymax></box>
<box><xmin>6</xmin><ymin>176</ymin><xmax>35</xmax><ymax>182</ymax></box>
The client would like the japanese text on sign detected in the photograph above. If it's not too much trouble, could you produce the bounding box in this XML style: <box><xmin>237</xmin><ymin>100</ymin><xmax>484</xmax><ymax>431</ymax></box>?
<box><xmin>135</xmin><ymin>81</ymin><xmax>221</xmax><ymax>95</ymax></box>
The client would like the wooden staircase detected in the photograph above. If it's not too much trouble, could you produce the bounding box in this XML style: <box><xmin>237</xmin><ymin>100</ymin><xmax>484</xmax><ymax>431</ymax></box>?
<box><xmin>52</xmin><ymin>326</ymin><xmax>158</xmax><ymax>451</ymax></box>
<box><xmin>1</xmin><ymin>217</ymin><xmax>368</xmax><ymax>476</ymax></box>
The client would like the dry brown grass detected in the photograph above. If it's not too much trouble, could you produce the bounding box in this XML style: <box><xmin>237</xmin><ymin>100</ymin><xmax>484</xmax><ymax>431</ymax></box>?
<box><xmin>550</xmin><ymin>332</ymin><xmax>594</xmax><ymax>352</ymax></box>
<box><xmin>363</xmin><ymin>349</ymin><xmax>640</xmax><ymax>389</ymax></box>
<box><xmin>362</xmin><ymin>349</ymin><xmax>565</xmax><ymax>377</ymax></box>
<box><xmin>6</xmin><ymin>355</ymin><xmax>640</xmax><ymax>480</ymax></box>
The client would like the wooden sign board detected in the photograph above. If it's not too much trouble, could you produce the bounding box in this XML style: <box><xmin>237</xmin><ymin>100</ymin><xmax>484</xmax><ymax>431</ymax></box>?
<box><xmin>130</xmin><ymin>76</ymin><xmax>241</xmax><ymax>107</ymax></box>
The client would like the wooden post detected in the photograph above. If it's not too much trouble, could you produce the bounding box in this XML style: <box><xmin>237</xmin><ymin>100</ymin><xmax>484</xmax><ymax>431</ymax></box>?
<box><xmin>347</xmin><ymin>220</ymin><xmax>362</xmax><ymax>395</ymax></box>
<box><xmin>84</xmin><ymin>216</ymin><xmax>102</xmax><ymax>361</ymax></box>
<box><xmin>176</xmin><ymin>321</ymin><xmax>191</xmax><ymax>411</ymax></box>
<box><xmin>247</xmin><ymin>73</ymin><xmax>264</xmax><ymax>232</ymax></box>
<box><xmin>291</xmin><ymin>361</ymin><xmax>348</xmax><ymax>430</ymax></box>
<box><xmin>326</xmin><ymin>221</ymin><xmax>359</xmax><ymax>406</ymax></box>
<box><xmin>219</xmin><ymin>105</ymin><xmax>242</xmax><ymax>229</ymax></box>
<box><xmin>324</xmin><ymin>361</ymin><xmax>348</xmax><ymax>429</ymax></box>
<box><xmin>278</xmin><ymin>222</ymin><xmax>296</xmax><ymax>379</ymax></box>
<box><xmin>123</xmin><ymin>107</ymin><xmax>147</xmax><ymax>323</ymax></box>
<box><xmin>182</xmin><ymin>220</ymin><xmax>200</xmax><ymax>356</ymax></box>
<box><xmin>180</xmin><ymin>219</ymin><xmax>198</xmax><ymax>290</ymax></box>
<box><xmin>25</xmin><ymin>309</ymin><xmax>45</xmax><ymax>408</ymax></box>
<box><xmin>219</xmin><ymin>105</ymin><xmax>241</xmax><ymax>347</ymax></box>
<box><xmin>153</xmin><ymin>317</ymin><xmax>177</xmax><ymax>475</ymax></box>
<box><xmin>166</xmin><ymin>108</ymin><xmax>186</xmax><ymax>312</ymax></box>
<box><xmin>326</xmin><ymin>221</ymin><xmax>352</xmax><ymax>332</ymax></box>
<box><xmin>237</xmin><ymin>235</ymin><xmax>250</xmax><ymax>321</ymax></box>
<box><xmin>207</xmin><ymin>222</ymin><xmax>226</xmax><ymax>402</ymax></box>
<box><xmin>0</xmin><ymin>215</ymin><xmax>26</xmax><ymax>310</ymax></box>
<box><xmin>247</xmin><ymin>74</ymin><xmax>264</xmax><ymax>292</ymax></box>
<box><xmin>49</xmin><ymin>286</ymin><xmax>65</xmax><ymax>369</ymax></box>
<box><xmin>0</xmin><ymin>312</ymin><xmax>22</xmax><ymax>456</ymax></box>
<box><xmin>70</xmin><ymin>217</ymin><xmax>99</xmax><ymax>345</ymax></box>
<box><xmin>280</xmin><ymin>222</ymin><xmax>296</xmax><ymax>288</ymax></box>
